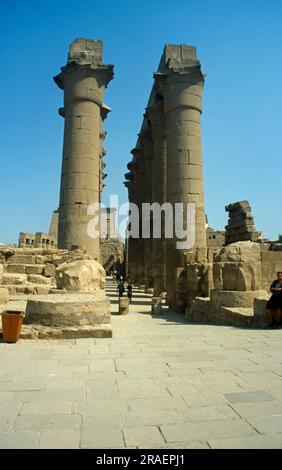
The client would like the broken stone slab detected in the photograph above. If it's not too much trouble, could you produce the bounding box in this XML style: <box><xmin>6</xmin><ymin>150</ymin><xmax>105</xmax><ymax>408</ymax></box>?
<box><xmin>56</xmin><ymin>260</ymin><xmax>106</xmax><ymax>291</ymax></box>
<box><xmin>24</xmin><ymin>293</ymin><xmax>111</xmax><ymax>327</ymax></box>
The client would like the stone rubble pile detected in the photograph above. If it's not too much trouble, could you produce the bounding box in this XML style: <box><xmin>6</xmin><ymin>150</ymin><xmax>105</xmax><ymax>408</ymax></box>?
<box><xmin>225</xmin><ymin>201</ymin><xmax>261</xmax><ymax>245</ymax></box>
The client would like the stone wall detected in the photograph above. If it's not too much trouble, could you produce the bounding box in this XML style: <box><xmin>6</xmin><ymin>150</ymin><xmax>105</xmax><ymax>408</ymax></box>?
<box><xmin>19</xmin><ymin>232</ymin><xmax>57</xmax><ymax>249</ymax></box>
<box><xmin>261</xmin><ymin>250</ymin><xmax>282</xmax><ymax>292</ymax></box>
<box><xmin>185</xmin><ymin>241</ymin><xmax>282</xmax><ymax>327</ymax></box>
<box><xmin>0</xmin><ymin>247</ymin><xmax>92</xmax><ymax>295</ymax></box>
<box><xmin>206</xmin><ymin>228</ymin><xmax>225</xmax><ymax>248</ymax></box>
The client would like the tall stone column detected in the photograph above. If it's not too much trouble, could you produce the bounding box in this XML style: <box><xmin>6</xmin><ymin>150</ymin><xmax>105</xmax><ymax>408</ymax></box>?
<box><xmin>140</xmin><ymin>127</ymin><xmax>154</xmax><ymax>290</ymax></box>
<box><xmin>124</xmin><ymin>175</ymin><xmax>135</xmax><ymax>282</ymax></box>
<box><xmin>130</xmin><ymin>147</ymin><xmax>146</xmax><ymax>286</ymax></box>
<box><xmin>54</xmin><ymin>38</ymin><xmax>113</xmax><ymax>260</ymax></box>
<box><xmin>147</xmin><ymin>100</ymin><xmax>167</xmax><ymax>295</ymax></box>
<box><xmin>159</xmin><ymin>45</ymin><xmax>206</xmax><ymax>306</ymax></box>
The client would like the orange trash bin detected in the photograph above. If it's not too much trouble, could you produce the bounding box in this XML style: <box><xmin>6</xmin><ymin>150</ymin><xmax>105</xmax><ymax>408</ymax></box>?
<box><xmin>1</xmin><ymin>311</ymin><xmax>24</xmax><ymax>343</ymax></box>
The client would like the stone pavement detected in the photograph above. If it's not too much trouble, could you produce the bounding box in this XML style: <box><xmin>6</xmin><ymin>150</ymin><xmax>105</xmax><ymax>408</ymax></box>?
<box><xmin>0</xmin><ymin>280</ymin><xmax>282</xmax><ymax>449</ymax></box>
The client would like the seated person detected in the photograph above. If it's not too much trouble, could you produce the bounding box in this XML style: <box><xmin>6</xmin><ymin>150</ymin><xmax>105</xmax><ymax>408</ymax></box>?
<box><xmin>266</xmin><ymin>271</ymin><xmax>282</xmax><ymax>327</ymax></box>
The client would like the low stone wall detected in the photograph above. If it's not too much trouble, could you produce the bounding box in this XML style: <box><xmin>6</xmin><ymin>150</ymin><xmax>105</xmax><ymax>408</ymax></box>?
<box><xmin>0</xmin><ymin>248</ymin><xmax>92</xmax><ymax>295</ymax></box>
<box><xmin>261</xmin><ymin>251</ymin><xmax>282</xmax><ymax>291</ymax></box>
<box><xmin>187</xmin><ymin>292</ymin><xmax>269</xmax><ymax>328</ymax></box>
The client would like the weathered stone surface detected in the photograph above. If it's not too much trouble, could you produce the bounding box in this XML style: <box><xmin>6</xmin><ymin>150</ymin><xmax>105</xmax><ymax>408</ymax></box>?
<box><xmin>24</xmin><ymin>293</ymin><xmax>111</xmax><ymax>327</ymax></box>
<box><xmin>3</xmin><ymin>285</ymin><xmax>50</xmax><ymax>296</ymax></box>
<box><xmin>7</xmin><ymin>255</ymin><xmax>35</xmax><ymax>265</ymax></box>
<box><xmin>27</xmin><ymin>275</ymin><xmax>52</xmax><ymax>285</ymax></box>
<box><xmin>0</xmin><ymin>264</ymin><xmax>3</xmax><ymax>282</ymax></box>
<box><xmin>211</xmin><ymin>289</ymin><xmax>268</xmax><ymax>309</ymax></box>
<box><xmin>35</xmin><ymin>255</ymin><xmax>51</xmax><ymax>264</ymax></box>
<box><xmin>187</xmin><ymin>297</ymin><xmax>257</xmax><ymax>327</ymax></box>
<box><xmin>261</xmin><ymin>251</ymin><xmax>282</xmax><ymax>291</ymax></box>
<box><xmin>6</xmin><ymin>264</ymin><xmax>26</xmax><ymax>274</ymax></box>
<box><xmin>214</xmin><ymin>242</ymin><xmax>262</xmax><ymax>292</ymax></box>
<box><xmin>20</xmin><ymin>324</ymin><xmax>112</xmax><ymax>339</ymax></box>
<box><xmin>225</xmin><ymin>202</ymin><xmax>261</xmax><ymax>244</ymax></box>
<box><xmin>119</xmin><ymin>298</ymin><xmax>129</xmax><ymax>316</ymax></box>
<box><xmin>43</xmin><ymin>264</ymin><xmax>56</xmax><ymax>278</ymax></box>
<box><xmin>0</xmin><ymin>287</ymin><xmax>9</xmax><ymax>304</ymax></box>
<box><xmin>1</xmin><ymin>274</ymin><xmax>27</xmax><ymax>285</ymax></box>
<box><xmin>55</xmin><ymin>39</ymin><xmax>114</xmax><ymax>259</ymax></box>
<box><xmin>253</xmin><ymin>298</ymin><xmax>268</xmax><ymax>326</ymax></box>
<box><xmin>56</xmin><ymin>260</ymin><xmax>106</xmax><ymax>292</ymax></box>
<box><xmin>25</xmin><ymin>265</ymin><xmax>45</xmax><ymax>275</ymax></box>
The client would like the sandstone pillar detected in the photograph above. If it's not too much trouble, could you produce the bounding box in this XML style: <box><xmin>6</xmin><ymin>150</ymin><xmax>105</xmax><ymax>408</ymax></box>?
<box><xmin>54</xmin><ymin>39</ymin><xmax>113</xmax><ymax>260</ymax></box>
<box><xmin>140</xmin><ymin>127</ymin><xmax>154</xmax><ymax>289</ymax></box>
<box><xmin>131</xmin><ymin>147</ymin><xmax>146</xmax><ymax>286</ymax></box>
<box><xmin>147</xmin><ymin>101</ymin><xmax>167</xmax><ymax>295</ymax></box>
<box><xmin>124</xmin><ymin>172</ymin><xmax>136</xmax><ymax>282</ymax></box>
<box><xmin>160</xmin><ymin>46</ymin><xmax>206</xmax><ymax>306</ymax></box>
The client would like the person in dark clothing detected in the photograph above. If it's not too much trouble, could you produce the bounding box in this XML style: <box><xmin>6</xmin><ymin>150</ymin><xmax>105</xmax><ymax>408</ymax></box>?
<box><xmin>118</xmin><ymin>282</ymin><xmax>125</xmax><ymax>297</ymax></box>
<box><xmin>266</xmin><ymin>272</ymin><xmax>282</xmax><ymax>327</ymax></box>
<box><xmin>127</xmin><ymin>284</ymin><xmax>133</xmax><ymax>302</ymax></box>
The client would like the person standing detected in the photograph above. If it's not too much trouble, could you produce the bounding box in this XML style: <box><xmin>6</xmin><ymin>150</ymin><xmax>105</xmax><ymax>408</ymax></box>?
<box><xmin>118</xmin><ymin>282</ymin><xmax>125</xmax><ymax>297</ymax></box>
<box><xmin>266</xmin><ymin>272</ymin><xmax>282</xmax><ymax>327</ymax></box>
<box><xmin>127</xmin><ymin>283</ymin><xmax>133</xmax><ymax>303</ymax></box>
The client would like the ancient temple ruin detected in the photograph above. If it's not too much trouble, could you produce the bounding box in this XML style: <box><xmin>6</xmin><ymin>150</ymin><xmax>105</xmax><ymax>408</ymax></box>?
<box><xmin>1</xmin><ymin>39</ymin><xmax>282</xmax><ymax>339</ymax></box>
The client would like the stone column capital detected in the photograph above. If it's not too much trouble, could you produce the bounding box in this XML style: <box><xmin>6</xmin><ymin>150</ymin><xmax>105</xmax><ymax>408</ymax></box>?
<box><xmin>54</xmin><ymin>63</ymin><xmax>114</xmax><ymax>107</ymax></box>
<box><xmin>160</xmin><ymin>67</ymin><xmax>205</xmax><ymax>114</ymax></box>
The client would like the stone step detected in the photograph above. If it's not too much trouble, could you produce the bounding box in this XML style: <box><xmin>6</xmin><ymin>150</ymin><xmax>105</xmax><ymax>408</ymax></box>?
<box><xmin>1</xmin><ymin>273</ymin><xmax>28</xmax><ymax>285</ymax></box>
<box><xmin>7</xmin><ymin>255</ymin><xmax>36</xmax><ymax>265</ymax></box>
<box><xmin>6</xmin><ymin>264</ymin><xmax>48</xmax><ymax>275</ymax></box>
<box><xmin>4</xmin><ymin>284</ymin><xmax>50</xmax><ymax>296</ymax></box>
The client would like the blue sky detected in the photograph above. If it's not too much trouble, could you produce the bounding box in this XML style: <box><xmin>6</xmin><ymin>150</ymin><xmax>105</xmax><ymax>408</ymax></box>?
<box><xmin>0</xmin><ymin>0</ymin><xmax>281</xmax><ymax>243</ymax></box>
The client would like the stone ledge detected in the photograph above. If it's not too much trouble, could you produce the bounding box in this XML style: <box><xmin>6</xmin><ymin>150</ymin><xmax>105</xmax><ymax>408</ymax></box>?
<box><xmin>1</xmin><ymin>324</ymin><xmax>112</xmax><ymax>340</ymax></box>
<box><xmin>187</xmin><ymin>296</ymin><xmax>269</xmax><ymax>328</ymax></box>
<box><xmin>3</xmin><ymin>284</ymin><xmax>50</xmax><ymax>295</ymax></box>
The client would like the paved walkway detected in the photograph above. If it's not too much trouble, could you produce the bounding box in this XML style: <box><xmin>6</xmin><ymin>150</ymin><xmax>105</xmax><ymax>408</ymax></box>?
<box><xmin>1</xmin><ymin>280</ymin><xmax>282</xmax><ymax>449</ymax></box>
